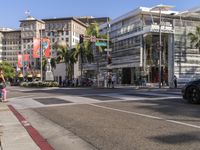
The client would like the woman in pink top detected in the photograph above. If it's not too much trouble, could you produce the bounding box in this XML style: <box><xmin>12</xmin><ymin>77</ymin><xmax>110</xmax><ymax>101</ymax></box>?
<box><xmin>0</xmin><ymin>69</ymin><xmax>7</xmax><ymax>102</ymax></box>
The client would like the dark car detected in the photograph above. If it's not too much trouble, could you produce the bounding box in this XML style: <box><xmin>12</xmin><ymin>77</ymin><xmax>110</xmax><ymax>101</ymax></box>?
<box><xmin>182</xmin><ymin>79</ymin><xmax>200</xmax><ymax>104</ymax></box>
<box><xmin>80</xmin><ymin>78</ymin><xmax>93</xmax><ymax>87</ymax></box>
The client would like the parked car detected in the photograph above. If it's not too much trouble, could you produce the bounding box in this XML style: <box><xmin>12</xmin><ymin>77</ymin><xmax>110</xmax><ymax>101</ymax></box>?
<box><xmin>81</xmin><ymin>78</ymin><xmax>94</xmax><ymax>87</ymax></box>
<box><xmin>182</xmin><ymin>79</ymin><xmax>200</xmax><ymax>104</ymax></box>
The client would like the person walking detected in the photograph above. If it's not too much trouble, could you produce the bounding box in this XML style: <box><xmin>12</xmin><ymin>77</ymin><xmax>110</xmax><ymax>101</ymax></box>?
<box><xmin>107</xmin><ymin>74</ymin><xmax>112</xmax><ymax>88</ymax></box>
<box><xmin>0</xmin><ymin>69</ymin><xmax>7</xmax><ymax>102</ymax></box>
<box><xmin>111</xmin><ymin>74</ymin><xmax>116</xmax><ymax>88</ymax></box>
<box><xmin>173</xmin><ymin>75</ymin><xmax>177</xmax><ymax>88</ymax></box>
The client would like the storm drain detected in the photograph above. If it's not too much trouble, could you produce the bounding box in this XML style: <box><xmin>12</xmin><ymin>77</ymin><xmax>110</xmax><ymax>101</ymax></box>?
<box><xmin>34</xmin><ymin>98</ymin><xmax>72</xmax><ymax>105</ymax></box>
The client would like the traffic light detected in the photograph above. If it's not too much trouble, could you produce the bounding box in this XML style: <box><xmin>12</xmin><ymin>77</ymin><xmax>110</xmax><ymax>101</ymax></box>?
<box><xmin>79</xmin><ymin>34</ymin><xmax>84</xmax><ymax>44</ymax></box>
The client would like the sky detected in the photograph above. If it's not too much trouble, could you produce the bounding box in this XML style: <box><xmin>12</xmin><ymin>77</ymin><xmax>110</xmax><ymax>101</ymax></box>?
<box><xmin>0</xmin><ymin>0</ymin><xmax>200</xmax><ymax>29</ymax></box>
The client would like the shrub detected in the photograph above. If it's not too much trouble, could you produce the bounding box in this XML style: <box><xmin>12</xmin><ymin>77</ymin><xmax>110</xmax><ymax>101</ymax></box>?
<box><xmin>21</xmin><ymin>81</ymin><xmax>59</xmax><ymax>87</ymax></box>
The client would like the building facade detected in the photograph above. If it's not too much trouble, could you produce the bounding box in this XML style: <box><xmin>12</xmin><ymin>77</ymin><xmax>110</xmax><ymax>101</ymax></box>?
<box><xmin>0</xmin><ymin>15</ymin><xmax>108</xmax><ymax>83</ymax></box>
<box><xmin>96</xmin><ymin>6</ymin><xmax>200</xmax><ymax>87</ymax></box>
<box><xmin>42</xmin><ymin>17</ymin><xmax>87</xmax><ymax>83</ymax></box>
<box><xmin>20</xmin><ymin>16</ymin><xmax>45</xmax><ymax>70</ymax></box>
<box><xmin>0</xmin><ymin>28</ymin><xmax>21</xmax><ymax>65</ymax></box>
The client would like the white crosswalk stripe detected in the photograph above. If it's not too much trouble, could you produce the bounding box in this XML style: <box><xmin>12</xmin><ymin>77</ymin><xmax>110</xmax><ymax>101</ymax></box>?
<box><xmin>8</xmin><ymin>90</ymin><xmax>182</xmax><ymax>109</ymax></box>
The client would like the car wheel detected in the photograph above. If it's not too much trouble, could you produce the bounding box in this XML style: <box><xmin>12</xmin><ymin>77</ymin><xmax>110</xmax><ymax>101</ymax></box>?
<box><xmin>186</xmin><ymin>86</ymin><xmax>200</xmax><ymax>104</ymax></box>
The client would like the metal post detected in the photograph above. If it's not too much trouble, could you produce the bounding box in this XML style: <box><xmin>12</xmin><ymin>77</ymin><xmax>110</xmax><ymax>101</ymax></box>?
<box><xmin>105</xmin><ymin>19</ymin><xmax>110</xmax><ymax>88</ymax></box>
<box><xmin>159</xmin><ymin>8</ymin><xmax>162</xmax><ymax>88</ymax></box>
<box><xmin>80</xmin><ymin>43</ymin><xmax>83</xmax><ymax>85</ymax></box>
<box><xmin>40</xmin><ymin>30</ymin><xmax>43</xmax><ymax>81</ymax></box>
<box><xmin>95</xmin><ymin>43</ymin><xmax>100</xmax><ymax>87</ymax></box>
<box><xmin>150</xmin><ymin>5</ymin><xmax>174</xmax><ymax>88</ymax></box>
<box><xmin>22</xmin><ymin>47</ymin><xmax>25</xmax><ymax>79</ymax></box>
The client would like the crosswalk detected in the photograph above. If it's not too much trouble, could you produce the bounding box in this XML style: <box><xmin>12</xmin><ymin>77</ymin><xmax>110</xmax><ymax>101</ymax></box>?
<box><xmin>8</xmin><ymin>90</ymin><xmax>182</xmax><ymax>109</ymax></box>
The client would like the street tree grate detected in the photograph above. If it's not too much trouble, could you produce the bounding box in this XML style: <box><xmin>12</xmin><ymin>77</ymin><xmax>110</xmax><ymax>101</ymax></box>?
<box><xmin>34</xmin><ymin>98</ymin><xmax>72</xmax><ymax>105</ymax></box>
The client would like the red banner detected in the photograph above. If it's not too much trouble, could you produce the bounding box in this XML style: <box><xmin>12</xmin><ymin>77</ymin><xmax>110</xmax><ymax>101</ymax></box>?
<box><xmin>33</xmin><ymin>38</ymin><xmax>51</xmax><ymax>58</ymax></box>
<box><xmin>42</xmin><ymin>38</ymin><xmax>51</xmax><ymax>58</ymax></box>
<box><xmin>17</xmin><ymin>54</ymin><xmax>23</xmax><ymax>68</ymax></box>
<box><xmin>33</xmin><ymin>38</ymin><xmax>40</xmax><ymax>58</ymax></box>
<box><xmin>23</xmin><ymin>54</ymin><xmax>30</xmax><ymax>62</ymax></box>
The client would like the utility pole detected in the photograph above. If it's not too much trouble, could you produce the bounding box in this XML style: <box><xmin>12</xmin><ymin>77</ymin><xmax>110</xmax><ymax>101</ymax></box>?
<box><xmin>105</xmin><ymin>18</ymin><xmax>111</xmax><ymax>87</ymax></box>
<box><xmin>40</xmin><ymin>29</ymin><xmax>43</xmax><ymax>81</ymax></box>
<box><xmin>79</xmin><ymin>34</ymin><xmax>84</xmax><ymax>86</ymax></box>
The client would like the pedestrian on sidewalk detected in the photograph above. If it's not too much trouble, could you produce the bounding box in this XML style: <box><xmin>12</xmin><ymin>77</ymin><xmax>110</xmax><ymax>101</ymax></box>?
<box><xmin>111</xmin><ymin>74</ymin><xmax>116</xmax><ymax>88</ymax></box>
<box><xmin>107</xmin><ymin>74</ymin><xmax>112</xmax><ymax>88</ymax></box>
<box><xmin>0</xmin><ymin>69</ymin><xmax>7</xmax><ymax>102</ymax></box>
<box><xmin>173</xmin><ymin>75</ymin><xmax>177</xmax><ymax>88</ymax></box>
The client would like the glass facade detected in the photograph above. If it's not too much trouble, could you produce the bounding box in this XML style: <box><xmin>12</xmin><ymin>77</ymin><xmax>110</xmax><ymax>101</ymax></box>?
<box><xmin>173</xmin><ymin>19</ymin><xmax>200</xmax><ymax>83</ymax></box>
<box><xmin>98</xmin><ymin>7</ymin><xmax>200</xmax><ymax>86</ymax></box>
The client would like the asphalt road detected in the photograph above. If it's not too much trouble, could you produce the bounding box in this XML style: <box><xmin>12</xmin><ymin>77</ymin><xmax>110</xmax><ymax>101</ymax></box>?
<box><xmin>7</xmin><ymin>86</ymin><xmax>200</xmax><ymax>150</ymax></box>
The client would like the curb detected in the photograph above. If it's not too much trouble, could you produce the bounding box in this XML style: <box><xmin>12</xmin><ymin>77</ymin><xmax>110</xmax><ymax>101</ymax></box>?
<box><xmin>8</xmin><ymin>105</ymin><xmax>54</xmax><ymax>150</ymax></box>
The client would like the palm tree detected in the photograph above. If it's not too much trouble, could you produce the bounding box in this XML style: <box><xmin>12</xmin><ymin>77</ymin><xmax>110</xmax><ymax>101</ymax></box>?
<box><xmin>55</xmin><ymin>40</ymin><xmax>74</xmax><ymax>79</ymax></box>
<box><xmin>50</xmin><ymin>58</ymin><xmax>56</xmax><ymax>70</ymax></box>
<box><xmin>188</xmin><ymin>26</ymin><xmax>200</xmax><ymax>53</ymax></box>
<box><xmin>73</xmin><ymin>22</ymin><xmax>107</xmax><ymax>64</ymax></box>
<box><xmin>72</xmin><ymin>22</ymin><xmax>108</xmax><ymax>86</ymax></box>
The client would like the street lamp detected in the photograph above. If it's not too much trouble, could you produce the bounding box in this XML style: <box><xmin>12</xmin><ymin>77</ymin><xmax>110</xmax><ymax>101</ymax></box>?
<box><xmin>150</xmin><ymin>4</ymin><xmax>174</xmax><ymax>88</ymax></box>
<box><xmin>39</xmin><ymin>29</ymin><xmax>43</xmax><ymax>82</ymax></box>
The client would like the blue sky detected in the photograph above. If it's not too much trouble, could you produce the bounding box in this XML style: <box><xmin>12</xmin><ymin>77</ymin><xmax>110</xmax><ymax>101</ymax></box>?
<box><xmin>0</xmin><ymin>0</ymin><xmax>200</xmax><ymax>29</ymax></box>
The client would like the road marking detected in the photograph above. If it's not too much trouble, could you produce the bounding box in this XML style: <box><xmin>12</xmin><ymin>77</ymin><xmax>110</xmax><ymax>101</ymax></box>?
<box><xmin>89</xmin><ymin>103</ymin><xmax>200</xmax><ymax>129</ymax></box>
<box><xmin>8</xmin><ymin>95</ymin><xmax>35</xmax><ymax>100</ymax></box>
<box><xmin>8</xmin><ymin>105</ymin><xmax>55</xmax><ymax>150</ymax></box>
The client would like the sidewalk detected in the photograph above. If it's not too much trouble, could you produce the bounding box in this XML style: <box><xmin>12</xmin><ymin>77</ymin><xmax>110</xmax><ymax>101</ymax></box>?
<box><xmin>0</xmin><ymin>103</ymin><xmax>40</xmax><ymax>150</ymax></box>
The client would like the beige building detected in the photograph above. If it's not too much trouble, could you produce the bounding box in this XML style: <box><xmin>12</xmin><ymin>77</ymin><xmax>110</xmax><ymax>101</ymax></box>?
<box><xmin>1</xmin><ymin>16</ymin><xmax>108</xmax><ymax>83</ymax></box>
<box><xmin>20</xmin><ymin>16</ymin><xmax>45</xmax><ymax>69</ymax></box>
<box><xmin>0</xmin><ymin>16</ymin><xmax>88</xmax><ymax>83</ymax></box>
<box><xmin>0</xmin><ymin>28</ymin><xmax>21</xmax><ymax>65</ymax></box>
<box><xmin>43</xmin><ymin>17</ymin><xmax>87</xmax><ymax>83</ymax></box>
<box><xmin>0</xmin><ymin>31</ymin><xmax>3</xmax><ymax>62</ymax></box>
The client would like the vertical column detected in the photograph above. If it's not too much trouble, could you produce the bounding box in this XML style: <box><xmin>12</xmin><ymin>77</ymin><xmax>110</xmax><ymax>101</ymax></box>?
<box><xmin>168</xmin><ymin>34</ymin><xmax>174</xmax><ymax>88</ymax></box>
<box><xmin>140</xmin><ymin>35</ymin><xmax>143</xmax><ymax>67</ymax></box>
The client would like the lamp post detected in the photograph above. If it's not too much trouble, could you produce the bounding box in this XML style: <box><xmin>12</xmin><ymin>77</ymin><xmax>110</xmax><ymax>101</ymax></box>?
<box><xmin>40</xmin><ymin>29</ymin><xmax>43</xmax><ymax>81</ymax></box>
<box><xmin>150</xmin><ymin>4</ymin><xmax>174</xmax><ymax>88</ymax></box>
<box><xmin>106</xmin><ymin>18</ymin><xmax>110</xmax><ymax>88</ymax></box>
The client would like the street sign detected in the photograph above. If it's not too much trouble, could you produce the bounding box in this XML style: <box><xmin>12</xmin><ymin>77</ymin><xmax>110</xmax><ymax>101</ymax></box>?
<box><xmin>104</xmin><ymin>48</ymin><xmax>112</xmax><ymax>52</ymax></box>
<box><xmin>95</xmin><ymin>42</ymin><xmax>107</xmax><ymax>46</ymax></box>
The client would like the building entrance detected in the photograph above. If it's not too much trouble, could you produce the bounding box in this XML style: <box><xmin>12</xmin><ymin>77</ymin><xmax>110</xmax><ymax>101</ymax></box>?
<box><xmin>144</xmin><ymin>34</ymin><xmax>169</xmax><ymax>84</ymax></box>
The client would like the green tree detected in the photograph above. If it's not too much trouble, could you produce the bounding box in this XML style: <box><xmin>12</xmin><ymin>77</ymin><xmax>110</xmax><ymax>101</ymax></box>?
<box><xmin>55</xmin><ymin>40</ymin><xmax>75</xmax><ymax>79</ymax></box>
<box><xmin>0</xmin><ymin>62</ymin><xmax>15</xmax><ymax>79</ymax></box>
<box><xmin>188</xmin><ymin>26</ymin><xmax>200</xmax><ymax>53</ymax></box>
<box><xmin>73</xmin><ymin>22</ymin><xmax>107</xmax><ymax>64</ymax></box>
<box><xmin>50</xmin><ymin>58</ymin><xmax>56</xmax><ymax>70</ymax></box>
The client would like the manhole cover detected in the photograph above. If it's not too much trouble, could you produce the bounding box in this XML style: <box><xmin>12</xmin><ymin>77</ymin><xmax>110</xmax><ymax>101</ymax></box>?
<box><xmin>34</xmin><ymin>98</ymin><xmax>71</xmax><ymax>105</ymax></box>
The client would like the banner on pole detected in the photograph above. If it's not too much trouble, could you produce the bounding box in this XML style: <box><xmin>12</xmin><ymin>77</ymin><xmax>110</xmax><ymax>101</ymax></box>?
<box><xmin>17</xmin><ymin>54</ymin><xmax>23</xmax><ymax>68</ymax></box>
<box><xmin>23</xmin><ymin>54</ymin><xmax>30</xmax><ymax>62</ymax></box>
<box><xmin>33</xmin><ymin>38</ymin><xmax>51</xmax><ymax>58</ymax></box>
<box><xmin>42</xmin><ymin>38</ymin><xmax>50</xmax><ymax>58</ymax></box>
<box><xmin>33</xmin><ymin>38</ymin><xmax>40</xmax><ymax>58</ymax></box>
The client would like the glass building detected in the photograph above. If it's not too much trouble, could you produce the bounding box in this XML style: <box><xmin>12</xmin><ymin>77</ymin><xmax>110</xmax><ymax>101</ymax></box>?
<box><xmin>97</xmin><ymin>6</ymin><xmax>200</xmax><ymax>87</ymax></box>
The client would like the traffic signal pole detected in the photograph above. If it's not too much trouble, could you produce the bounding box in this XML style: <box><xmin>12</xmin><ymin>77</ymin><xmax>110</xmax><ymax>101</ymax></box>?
<box><xmin>79</xmin><ymin>34</ymin><xmax>84</xmax><ymax>86</ymax></box>
<box><xmin>79</xmin><ymin>34</ymin><xmax>110</xmax><ymax>88</ymax></box>
<box><xmin>105</xmin><ymin>19</ymin><xmax>110</xmax><ymax>87</ymax></box>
